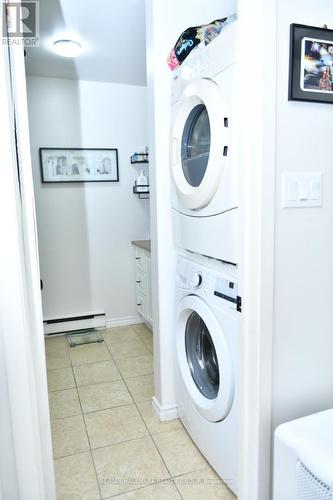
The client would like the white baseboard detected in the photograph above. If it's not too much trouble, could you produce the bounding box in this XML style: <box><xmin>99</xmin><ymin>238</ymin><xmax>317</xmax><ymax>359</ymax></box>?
<box><xmin>152</xmin><ymin>396</ymin><xmax>179</xmax><ymax>421</ymax></box>
<box><xmin>106</xmin><ymin>315</ymin><xmax>144</xmax><ymax>328</ymax></box>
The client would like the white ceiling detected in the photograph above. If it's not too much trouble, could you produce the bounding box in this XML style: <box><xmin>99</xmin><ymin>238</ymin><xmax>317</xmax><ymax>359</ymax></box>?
<box><xmin>25</xmin><ymin>0</ymin><xmax>147</xmax><ymax>85</ymax></box>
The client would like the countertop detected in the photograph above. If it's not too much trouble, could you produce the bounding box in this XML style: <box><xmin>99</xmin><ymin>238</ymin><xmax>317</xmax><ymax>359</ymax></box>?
<box><xmin>131</xmin><ymin>240</ymin><xmax>151</xmax><ymax>252</ymax></box>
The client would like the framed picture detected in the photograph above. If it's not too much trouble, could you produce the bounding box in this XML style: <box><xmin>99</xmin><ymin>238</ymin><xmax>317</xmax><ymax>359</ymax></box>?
<box><xmin>39</xmin><ymin>148</ymin><xmax>119</xmax><ymax>183</ymax></box>
<box><xmin>289</xmin><ymin>24</ymin><xmax>333</xmax><ymax>104</ymax></box>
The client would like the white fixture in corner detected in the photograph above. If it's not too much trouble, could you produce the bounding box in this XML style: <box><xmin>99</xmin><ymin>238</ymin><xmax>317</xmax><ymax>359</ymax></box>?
<box><xmin>43</xmin><ymin>312</ymin><xmax>105</xmax><ymax>335</ymax></box>
<box><xmin>52</xmin><ymin>39</ymin><xmax>82</xmax><ymax>57</ymax></box>
<box><xmin>273</xmin><ymin>409</ymin><xmax>333</xmax><ymax>500</ymax></box>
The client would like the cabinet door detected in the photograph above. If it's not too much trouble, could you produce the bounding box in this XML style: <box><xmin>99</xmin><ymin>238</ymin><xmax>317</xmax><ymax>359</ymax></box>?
<box><xmin>136</xmin><ymin>269</ymin><xmax>146</xmax><ymax>295</ymax></box>
<box><xmin>146</xmin><ymin>252</ymin><xmax>153</xmax><ymax>325</ymax></box>
<box><xmin>135</xmin><ymin>247</ymin><xmax>146</xmax><ymax>273</ymax></box>
<box><xmin>136</xmin><ymin>290</ymin><xmax>146</xmax><ymax>319</ymax></box>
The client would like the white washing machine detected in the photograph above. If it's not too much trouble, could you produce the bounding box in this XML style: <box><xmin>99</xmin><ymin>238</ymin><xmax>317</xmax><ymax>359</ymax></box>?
<box><xmin>175</xmin><ymin>252</ymin><xmax>240</xmax><ymax>494</ymax></box>
<box><xmin>170</xmin><ymin>17</ymin><xmax>239</xmax><ymax>265</ymax></box>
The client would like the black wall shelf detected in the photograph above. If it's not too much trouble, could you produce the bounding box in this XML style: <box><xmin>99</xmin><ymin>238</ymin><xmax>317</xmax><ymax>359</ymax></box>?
<box><xmin>133</xmin><ymin>184</ymin><xmax>150</xmax><ymax>199</ymax></box>
<box><xmin>130</xmin><ymin>154</ymin><xmax>149</xmax><ymax>164</ymax></box>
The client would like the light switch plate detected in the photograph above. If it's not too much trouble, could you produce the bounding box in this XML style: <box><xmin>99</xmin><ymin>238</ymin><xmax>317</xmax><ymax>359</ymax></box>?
<box><xmin>281</xmin><ymin>172</ymin><xmax>322</xmax><ymax>208</ymax></box>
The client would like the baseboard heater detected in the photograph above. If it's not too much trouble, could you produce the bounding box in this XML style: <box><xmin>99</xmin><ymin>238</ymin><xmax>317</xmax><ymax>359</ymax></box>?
<box><xmin>43</xmin><ymin>312</ymin><xmax>106</xmax><ymax>336</ymax></box>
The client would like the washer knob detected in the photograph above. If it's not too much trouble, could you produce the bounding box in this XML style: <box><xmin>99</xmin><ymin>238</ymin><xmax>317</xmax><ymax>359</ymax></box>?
<box><xmin>190</xmin><ymin>272</ymin><xmax>202</xmax><ymax>288</ymax></box>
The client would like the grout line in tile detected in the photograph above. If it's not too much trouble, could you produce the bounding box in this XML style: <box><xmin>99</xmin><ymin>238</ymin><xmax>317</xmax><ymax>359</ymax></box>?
<box><xmin>49</xmin><ymin>411</ymin><xmax>82</xmax><ymax>422</ymax></box>
<box><xmin>122</xmin><ymin>373</ymin><xmax>154</xmax><ymax>383</ymax></box>
<box><xmin>83</xmin><ymin>433</ymin><xmax>151</xmax><ymax>455</ymax></box>
<box><xmin>75</xmin><ymin>378</ymin><xmax>127</xmax><ymax>391</ymax></box>
<box><xmin>103</xmin><ymin>323</ymin><xmax>140</xmax><ymax>335</ymax></box>
<box><xmin>133</xmin><ymin>398</ymin><xmax>204</xmax><ymax>497</ymax></box>
<box><xmin>106</xmin><ymin>350</ymin><xmax>152</xmax><ymax>363</ymax></box>
<box><xmin>52</xmin><ymin>443</ymin><xmax>89</xmax><ymax>462</ymax></box>
<box><xmin>171</xmin><ymin>465</ymin><xmax>212</xmax><ymax>479</ymax></box>
<box><xmin>47</xmin><ymin>326</ymin><xmax>178</xmax><ymax>500</ymax></box>
<box><xmin>117</xmin><ymin>371</ymin><xmax>154</xmax><ymax>381</ymax></box>
<box><xmin>112</xmin><ymin>352</ymin><xmax>153</xmax><ymax>362</ymax></box>
<box><xmin>71</xmin><ymin>357</ymin><xmax>116</xmax><ymax>370</ymax></box>
<box><xmin>70</xmin><ymin>345</ymin><xmax>103</xmax><ymax>500</ymax></box>
<box><xmin>121</xmin><ymin>386</ymin><xmax>175</xmax><ymax>485</ymax></box>
<box><xmin>102</xmin><ymin>335</ymin><xmax>142</xmax><ymax>346</ymax></box>
<box><xmin>103</xmin><ymin>335</ymin><xmax>118</xmax><ymax>361</ymax></box>
<box><xmin>81</xmin><ymin>401</ymin><xmax>134</xmax><ymax>416</ymax></box>
<box><xmin>69</xmin><ymin>332</ymin><xmax>151</xmax><ymax>498</ymax></box>
<box><xmin>141</xmin><ymin>337</ymin><xmax>153</xmax><ymax>346</ymax></box>
<box><xmin>105</xmin><ymin>477</ymin><xmax>183</xmax><ymax>499</ymax></box>
<box><xmin>53</xmin><ymin>449</ymin><xmax>92</xmax><ymax>463</ymax></box>
<box><xmin>48</xmin><ymin>384</ymin><xmax>78</xmax><ymax>394</ymax></box>
<box><xmin>147</xmin><ymin>430</ymin><xmax>185</xmax><ymax>497</ymax></box>
<box><xmin>170</xmin><ymin>465</ymin><xmax>236</xmax><ymax>498</ymax></box>
<box><xmin>70</xmin><ymin>357</ymin><xmax>112</xmax><ymax>368</ymax></box>
<box><xmin>104</xmin><ymin>338</ymin><xmax>180</xmax><ymax>496</ymax></box>
<box><xmin>74</xmin><ymin>378</ymin><xmax>123</xmax><ymax>389</ymax></box>
<box><xmin>45</xmin><ymin>334</ymin><xmax>69</xmax><ymax>345</ymax></box>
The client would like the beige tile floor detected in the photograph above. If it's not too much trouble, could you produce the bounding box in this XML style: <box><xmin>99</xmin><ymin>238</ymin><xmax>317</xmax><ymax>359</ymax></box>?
<box><xmin>46</xmin><ymin>323</ymin><xmax>236</xmax><ymax>500</ymax></box>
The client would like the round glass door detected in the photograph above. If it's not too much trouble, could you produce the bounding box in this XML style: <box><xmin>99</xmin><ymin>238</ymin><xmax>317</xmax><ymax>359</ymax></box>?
<box><xmin>176</xmin><ymin>295</ymin><xmax>234</xmax><ymax>422</ymax></box>
<box><xmin>181</xmin><ymin>104</ymin><xmax>211</xmax><ymax>188</ymax></box>
<box><xmin>170</xmin><ymin>78</ymin><xmax>228</xmax><ymax>210</ymax></box>
<box><xmin>185</xmin><ymin>311</ymin><xmax>219</xmax><ymax>399</ymax></box>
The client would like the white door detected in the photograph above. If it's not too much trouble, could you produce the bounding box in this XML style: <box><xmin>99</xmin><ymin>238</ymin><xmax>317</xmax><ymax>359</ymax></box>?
<box><xmin>176</xmin><ymin>295</ymin><xmax>234</xmax><ymax>422</ymax></box>
<box><xmin>170</xmin><ymin>78</ymin><xmax>229</xmax><ymax>210</ymax></box>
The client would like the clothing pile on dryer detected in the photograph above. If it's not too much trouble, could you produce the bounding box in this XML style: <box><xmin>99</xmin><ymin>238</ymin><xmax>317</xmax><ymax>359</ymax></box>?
<box><xmin>167</xmin><ymin>16</ymin><xmax>235</xmax><ymax>71</ymax></box>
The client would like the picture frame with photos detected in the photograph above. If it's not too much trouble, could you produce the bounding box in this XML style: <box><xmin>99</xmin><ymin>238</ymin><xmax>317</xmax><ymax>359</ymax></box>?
<box><xmin>289</xmin><ymin>23</ymin><xmax>333</xmax><ymax>104</ymax></box>
<box><xmin>39</xmin><ymin>148</ymin><xmax>119</xmax><ymax>183</ymax></box>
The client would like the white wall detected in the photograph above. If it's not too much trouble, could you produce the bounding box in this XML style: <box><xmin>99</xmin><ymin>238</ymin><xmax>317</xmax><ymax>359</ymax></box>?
<box><xmin>146</xmin><ymin>0</ymin><xmax>237</xmax><ymax>414</ymax></box>
<box><xmin>272</xmin><ymin>1</ymin><xmax>333</xmax><ymax>428</ymax></box>
<box><xmin>27</xmin><ymin>77</ymin><xmax>149</xmax><ymax>324</ymax></box>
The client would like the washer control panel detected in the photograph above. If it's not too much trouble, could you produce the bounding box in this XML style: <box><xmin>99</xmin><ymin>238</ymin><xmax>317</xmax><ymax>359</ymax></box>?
<box><xmin>214</xmin><ymin>277</ymin><xmax>238</xmax><ymax>305</ymax></box>
<box><xmin>176</xmin><ymin>259</ymin><xmax>209</xmax><ymax>290</ymax></box>
<box><xmin>176</xmin><ymin>256</ymin><xmax>239</xmax><ymax>310</ymax></box>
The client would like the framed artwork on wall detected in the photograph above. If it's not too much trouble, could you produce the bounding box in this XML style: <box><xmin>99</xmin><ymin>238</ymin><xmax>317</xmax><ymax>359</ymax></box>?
<box><xmin>40</xmin><ymin>148</ymin><xmax>119</xmax><ymax>183</ymax></box>
<box><xmin>289</xmin><ymin>24</ymin><xmax>333</xmax><ymax>104</ymax></box>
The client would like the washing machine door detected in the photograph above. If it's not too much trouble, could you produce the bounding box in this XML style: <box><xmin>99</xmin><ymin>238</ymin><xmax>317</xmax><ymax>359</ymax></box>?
<box><xmin>176</xmin><ymin>295</ymin><xmax>234</xmax><ymax>423</ymax></box>
<box><xmin>170</xmin><ymin>78</ymin><xmax>228</xmax><ymax>210</ymax></box>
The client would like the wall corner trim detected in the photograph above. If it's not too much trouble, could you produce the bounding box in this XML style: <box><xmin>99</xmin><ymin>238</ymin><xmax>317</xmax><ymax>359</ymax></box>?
<box><xmin>152</xmin><ymin>396</ymin><xmax>179</xmax><ymax>421</ymax></box>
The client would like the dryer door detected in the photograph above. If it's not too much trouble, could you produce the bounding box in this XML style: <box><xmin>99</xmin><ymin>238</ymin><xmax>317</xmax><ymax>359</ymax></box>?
<box><xmin>170</xmin><ymin>78</ymin><xmax>229</xmax><ymax>210</ymax></box>
<box><xmin>176</xmin><ymin>295</ymin><xmax>234</xmax><ymax>422</ymax></box>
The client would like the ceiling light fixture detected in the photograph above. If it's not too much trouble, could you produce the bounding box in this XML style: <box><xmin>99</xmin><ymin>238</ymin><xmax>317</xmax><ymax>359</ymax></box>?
<box><xmin>53</xmin><ymin>39</ymin><xmax>82</xmax><ymax>58</ymax></box>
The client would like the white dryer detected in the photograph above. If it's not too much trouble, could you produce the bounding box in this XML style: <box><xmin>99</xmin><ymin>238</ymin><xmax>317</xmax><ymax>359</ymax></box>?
<box><xmin>170</xmin><ymin>17</ymin><xmax>239</xmax><ymax>265</ymax></box>
<box><xmin>175</xmin><ymin>252</ymin><xmax>240</xmax><ymax>494</ymax></box>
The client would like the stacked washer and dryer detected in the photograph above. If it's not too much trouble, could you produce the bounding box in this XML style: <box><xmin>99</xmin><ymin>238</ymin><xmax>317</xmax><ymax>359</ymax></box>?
<box><xmin>170</xmin><ymin>17</ymin><xmax>240</xmax><ymax>495</ymax></box>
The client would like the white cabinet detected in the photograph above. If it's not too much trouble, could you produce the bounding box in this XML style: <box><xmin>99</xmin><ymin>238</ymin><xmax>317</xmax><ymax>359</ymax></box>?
<box><xmin>134</xmin><ymin>246</ymin><xmax>152</xmax><ymax>327</ymax></box>
<box><xmin>146</xmin><ymin>252</ymin><xmax>153</xmax><ymax>325</ymax></box>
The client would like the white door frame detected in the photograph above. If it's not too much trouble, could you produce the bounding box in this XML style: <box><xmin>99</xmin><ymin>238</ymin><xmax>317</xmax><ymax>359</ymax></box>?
<box><xmin>0</xmin><ymin>5</ymin><xmax>56</xmax><ymax>499</ymax></box>
<box><xmin>237</xmin><ymin>0</ymin><xmax>277</xmax><ymax>499</ymax></box>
